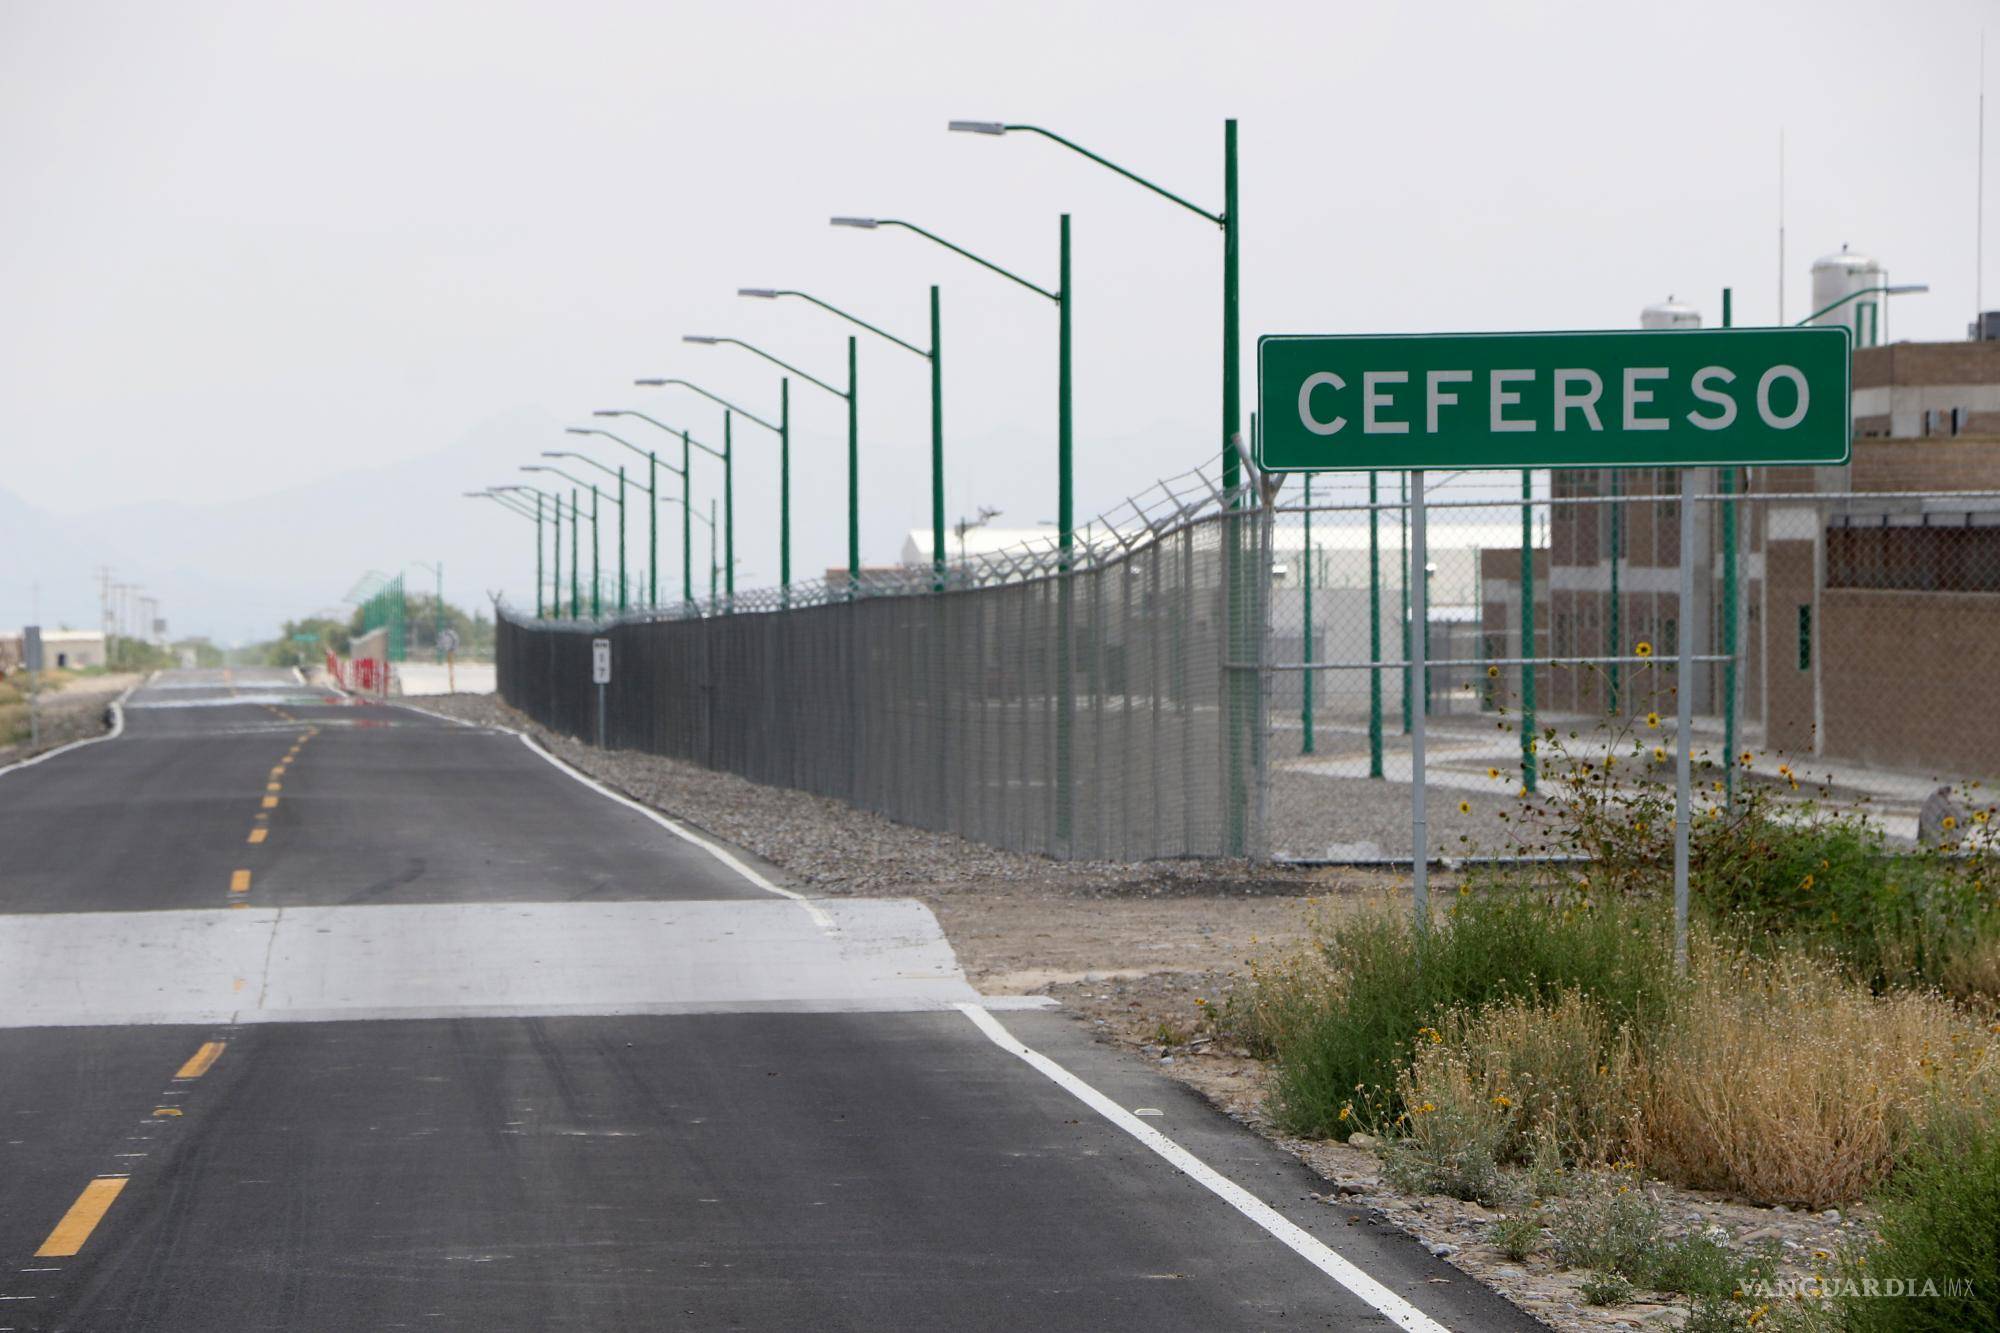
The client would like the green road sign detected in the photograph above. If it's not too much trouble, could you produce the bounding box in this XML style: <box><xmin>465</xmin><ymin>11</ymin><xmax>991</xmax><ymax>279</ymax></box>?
<box><xmin>1256</xmin><ymin>326</ymin><xmax>1850</xmax><ymax>472</ymax></box>
<box><xmin>291</xmin><ymin>633</ymin><xmax>319</xmax><ymax>645</ymax></box>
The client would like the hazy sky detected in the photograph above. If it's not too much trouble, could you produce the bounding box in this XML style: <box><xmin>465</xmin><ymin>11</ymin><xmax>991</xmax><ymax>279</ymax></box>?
<box><xmin>3</xmin><ymin>0</ymin><xmax>1993</xmax><ymax>612</ymax></box>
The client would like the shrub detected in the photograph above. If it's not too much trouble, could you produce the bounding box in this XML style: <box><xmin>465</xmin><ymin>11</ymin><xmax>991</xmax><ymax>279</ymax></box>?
<box><xmin>1490</xmin><ymin>1211</ymin><xmax>1542</xmax><ymax>1262</ymax></box>
<box><xmin>1265</xmin><ymin>890</ymin><xmax>1675</xmax><ymax>1137</ymax></box>
<box><xmin>1402</xmin><ymin>989</ymin><xmax>1636</xmax><ymax>1168</ymax></box>
<box><xmin>1631</xmin><ymin>952</ymin><xmax>1997</xmax><ymax>1208</ymax></box>
<box><xmin>1548</xmin><ymin>1171</ymin><xmax>1667</xmax><ymax>1277</ymax></box>
<box><xmin>1380</xmin><ymin>1057</ymin><xmax>1515</xmax><ymax>1204</ymax></box>
<box><xmin>1579</xmin><ymin>1272</ymin><xmax>1636</xmax><ymax>1306</ymax></box>
<box><xmin>1834</xmin><ymin>1099</ymin><xmax>2000</xmax><ymax>1333</ymax></box>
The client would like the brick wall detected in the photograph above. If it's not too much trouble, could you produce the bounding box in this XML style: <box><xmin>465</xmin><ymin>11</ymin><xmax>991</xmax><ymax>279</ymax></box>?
<box><xmin>1819</xmin><ymin>589</ymin><xmax>2000</xmax><ymax>777</ymax></box>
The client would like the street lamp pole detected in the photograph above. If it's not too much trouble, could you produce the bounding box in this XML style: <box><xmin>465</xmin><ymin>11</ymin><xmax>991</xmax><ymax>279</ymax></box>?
<box><xmin>573</xmin><ymin>423</ymin><xmax>685</xmax><ymax>610</ymax></box>
<box><xmin>947</xmin><ymin>118</ymin><xmax>1245</xmax><ymax>852</ymax></box>
<box><xmin>544</xmin><ymin>448</ymin><xmax>632</xmax><ymax>613</ymax></box>
<box><xmin>465</xmin><ymin>491</ymin><xmax>541</xmax><ymax>617</ymax></box>
<box><xmin>523</xmin><ymin>464</ymin><xmax>602</xmax><ymax>618</ymax></box>
<box><xmin>587</xmin><ymin>413</ymin><xmax>703</xmax><ymax>609</ymax></box>
<box><xmin>635</xmin><ymin>377</ymin><xmax>785</xmax><ymax>604</ymax></box>
<box><xmin>948</xmin><ymin>118</ymin><xmax>1239</xmax><ymax>503</ymax></box>
<box><xmin>833</xmin><ymin>216</ymin><xmax>1063</xmax><ymax>560</ymax></box>
<box><xmin>679</xmin><ymin>338</ymin><xmax>854</xmax><ymax>594</ymax></box>
<box><xmin>1795</xmin><ymin>282</ymin><xmax>1929</xmax><ymax>346</ymax></box>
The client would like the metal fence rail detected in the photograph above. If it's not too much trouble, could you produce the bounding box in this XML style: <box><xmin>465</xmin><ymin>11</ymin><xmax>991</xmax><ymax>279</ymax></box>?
<box><xmin>498</xmin><ymin>473</ymin><xmax>1264</xmax><ymax>861</ymax></box>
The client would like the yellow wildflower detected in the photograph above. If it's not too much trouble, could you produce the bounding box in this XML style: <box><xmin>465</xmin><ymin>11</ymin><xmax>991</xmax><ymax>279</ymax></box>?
<box><xmin>1634</xmin><ymin>641</ymin><xmax>1653</xmax><ymax>658</ymax></box>
<box><xmin>1646</xmin><ymin>711</ymin><xmax>1660</xmax><ymax>729</ymax></box>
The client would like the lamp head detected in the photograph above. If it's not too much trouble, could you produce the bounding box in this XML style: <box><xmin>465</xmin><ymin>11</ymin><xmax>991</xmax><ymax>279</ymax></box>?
<box><xmin>682</xmin><ymin>335</ymin><xmax>720</xmax><ymax>345</ymax></box>
<box><xmin>564</xmin><ymin>427</ymin><xmax>591</xmax><ymax>435</ymax></box>
<box><xmin>1887</xmin><ymin>283</ymin><xmax>1930</xmax><ymax>295</ymax></box>
<box><xmin>948</xmin><ymin>120</ymin><xmax>1006</xmax><ymax>135</ymax></box>
<box><xmin>829</xmin><ymin>216</ymin><xmax>879</xmax><ymax>229</ymax></box>
<box><xmin>634</xmin><ymin>378</ymin><xmax>667</xmax><ymax>386</ymax></box>
<box><xmin>592</xmin><ymin>409</ymin><xmax>620</xmax><ymax>417</ymax></box>
<box><xmin>737</xmin><ymin>288</ymin><xmax>780</xmax><ymax>299</ymax></box>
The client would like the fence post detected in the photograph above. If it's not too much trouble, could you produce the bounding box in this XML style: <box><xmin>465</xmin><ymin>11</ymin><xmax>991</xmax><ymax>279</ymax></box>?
<box><xmin>1369</xmin><ymin>471</ymin><xmax>1384</xmax><ymax>777</ymax></box>
<box><xmin>1410</xmin><ymin>469</ymin><xmax>1429</xmax><ymax>929</ymax></box>
<box><xmin>1521</xmin><ymin>469</ymin><xmax>1538</xmax><ymax>792</ymax></box>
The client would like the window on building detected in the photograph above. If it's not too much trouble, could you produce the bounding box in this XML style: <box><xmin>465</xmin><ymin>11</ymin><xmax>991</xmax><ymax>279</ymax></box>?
<box><xmin>1826</xmin><ymin>523</ymin><xmax>2000</xmax><ymax>593</ymax></box>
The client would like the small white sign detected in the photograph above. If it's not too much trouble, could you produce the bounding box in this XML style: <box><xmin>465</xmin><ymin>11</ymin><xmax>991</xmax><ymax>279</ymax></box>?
<box><xmin>437</xmin><ymin>628</ymin><xmax>460</xmax><ymax>655</ymax></box>
<box><xmin>591</xmin><ymin>638</ymin><xmax>611</xmax><ymax>684</ymax></box>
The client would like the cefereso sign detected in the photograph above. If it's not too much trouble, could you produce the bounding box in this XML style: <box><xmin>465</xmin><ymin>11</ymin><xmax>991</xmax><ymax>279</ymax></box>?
<box><xmin>1257</xmin><ymin>327</ymin><xmax>1850</xmax><ymax>472</ymax></box>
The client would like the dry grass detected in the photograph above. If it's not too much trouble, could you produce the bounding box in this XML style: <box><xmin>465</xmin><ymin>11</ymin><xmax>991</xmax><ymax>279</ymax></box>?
<box><xmin>1629</xmin><ymin>952</ymin><xmax>1999</xmax><ymax>1208</ymax></box>
<box><xmin>1403</xmin><ymin>989</ymin><xmax>1638</xmax><ymax>1168</ymax></box>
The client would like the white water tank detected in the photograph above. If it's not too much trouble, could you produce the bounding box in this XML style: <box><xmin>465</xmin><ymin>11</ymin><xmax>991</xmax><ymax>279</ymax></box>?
<box><xmin>1810</xmin><ymin>246</ymin><xmax>1888</xmax><ymax>347</ymax></box>
<box><xmin>1640</xmin><ymin>298</ymin><xmax>1702</xmax><ymax>329</ymax></box>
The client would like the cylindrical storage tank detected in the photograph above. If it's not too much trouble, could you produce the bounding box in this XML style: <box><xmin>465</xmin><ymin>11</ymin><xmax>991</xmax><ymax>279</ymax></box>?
<box><xmin>1810</xmin><ymin>246</ymin><xmax>1888</xmax><ymax>347</ymax></box>
<box><xmin>1640</xmin><ymin>298</ymin><xmax>1702</xmax><ymax>329</ymax></box>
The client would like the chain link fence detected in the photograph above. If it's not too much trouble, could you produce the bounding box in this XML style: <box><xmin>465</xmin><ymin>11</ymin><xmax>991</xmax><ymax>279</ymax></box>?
<box><xmin>497</xmin><ymin>460</ymin><xmax>2000</xmax><ymax>864</ymax></box>
<box><xmin>498</xmin><ymin>465</ymin><xmax>1267</xmax><ymax>860</ymax></box>
<box><xmin>1261</xmin><ymin>473</ymin><xmax>2000</xmax><ymax>861</ymax></box>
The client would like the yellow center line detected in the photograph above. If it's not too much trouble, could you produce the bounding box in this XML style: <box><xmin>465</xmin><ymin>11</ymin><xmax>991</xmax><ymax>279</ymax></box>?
<box><xmin>229</xmin><ymin>870</ymin><xmax>251</xmax><ymax>894</ymax></box>
<box><xmin>247</xmin><ymin>828</ymin><xmax>268</xmax><ymax>845</ymax></box>
<box><xmin>35</xmin><ymin>1177</ymin><xmax>128</xmax><ymax>1258</ymax></box>
<box><xmin>261</xmin><ymin>796</ymin><xmax>278</xmax><ymax>809</ymax></box>
<box><xmin>152</xmin><ymin>1106</ymin><xmax>183</xmax><ymax>1117</ymax></box>
<box><xmin>174</xmin><ymin>1041</ymin><xmax>227</xmax><ymax>1080</ymax></box>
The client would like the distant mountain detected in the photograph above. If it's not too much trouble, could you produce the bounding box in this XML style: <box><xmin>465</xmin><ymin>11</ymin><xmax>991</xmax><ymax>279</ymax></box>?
<box><xmin>1</xmin><ymin>408</ymin><xmax>559</xmax><ymax>645</ymax></box>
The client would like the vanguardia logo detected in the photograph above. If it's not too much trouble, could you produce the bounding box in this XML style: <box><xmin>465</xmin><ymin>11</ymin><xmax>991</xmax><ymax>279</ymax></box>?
<box><xmin>1741</xmin><ymin>1278</ymin><xmax>1976</xmax><ymax>1300</ymax></box>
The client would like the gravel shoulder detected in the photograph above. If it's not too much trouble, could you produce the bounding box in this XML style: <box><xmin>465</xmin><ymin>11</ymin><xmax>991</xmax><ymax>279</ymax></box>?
<box><xmin>0</xmin><ymin>671</ymin><xmax>141</xmax><ymax>767</ymax></box>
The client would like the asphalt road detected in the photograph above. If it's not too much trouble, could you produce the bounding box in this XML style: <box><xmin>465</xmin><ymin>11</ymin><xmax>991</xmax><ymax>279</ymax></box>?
<box><xmin>0</xmin><ymin>668</ymin><xmax>1539</xmax><ymax>1331</ymax></box>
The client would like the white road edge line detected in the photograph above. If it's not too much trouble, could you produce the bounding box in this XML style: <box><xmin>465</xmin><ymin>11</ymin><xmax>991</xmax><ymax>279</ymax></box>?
<box><xmin>0</xmin><ymin>680</ymin><xmax>138</xmax><ymax>783</ymax></box>
<box><xmin>388</xmin><ymin>700</ymin><xmax>837</xmax><ymax>934</ymax></box>
<box><xmin>955</xmin><ymin>1003</ymin><xmax>1454</xmax><ymax>1333</ymax></box>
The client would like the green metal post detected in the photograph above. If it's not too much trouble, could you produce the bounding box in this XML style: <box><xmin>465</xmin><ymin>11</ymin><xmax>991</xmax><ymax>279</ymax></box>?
<box><xmin>780</xmin><ymin>378</ymin><xmax>791</xmax><ymax>599</ymax></box>
<box><xmin>1608</xmin><ymin>469</ymin><xmax>1622</xmax><ymax>712</ymax></box>
<box><xmin>847</xmin><ymin>337</ymin><xmax>859</xmax><ymax>594</ymax></box>
<box><xmin>1400</xmin><ymin>472</ymin><xmax>1410</xmax><ymax>735</ymax></box>
<box><xmin>709</xmin><ymin>498</ymin><xmax>718</xmax><ymax>604</ymax></box>
<box><xmin>647</xmin><ymin>454</ymin><xmax>657</xmax><ymax>610</ymax></box>
<box><xmin>1222</xmin><ymin>118</ymin><xmax>1239</xmax><ymax>500</ymax></box>
<box><xmin>616</xmin><ymin>466</ymin><xmax>627</xmax><ymax>612</ymax></box>
<box><xmin>570</xmin><ymin>488</ymin><xmax>580</xmax><ymax>618</ymax></box>
<box><xmin>534</xmin><ymin>494</ymin><xmax>544</xmax><ymax>618</ymax></box>
<box><xmin>1369</xmin><ymin>471</ymin><xmax>1383</xmax><ymax>777</ymax></box>
<box><xmin>681</xmin><ymin>432</ymin><xmax>693</xmax><ymax>607</ymax></box>
<box><xmin>1058</xmin><ymin>215</ymin><xmax>1072</xmax><ymax>557</ymax></box>
<box><xmin>1722</xmin><ymin>285</ymin><xmax>1739</xmax><ymax>801</ymax></box>
<box><xmin>1521</xmin><ymin>469</ymin><xmax>1538</xmax><ymax>791</ymax></box>
<box><xmin>931</xmin><ymin>284</ymin><xmax>944</xmax><ymax>592</ymax></box>
<box><xmin>1302</xmin><ymin>473</ymin><xmax>1314</xmax><ymax>754</ymax></box>
<box><xmin>590</xmin><ymin>486</ymin><xmax>600</xmax><ymax>619</ymax></box>
<box><xmin>1055</xmin><ymin>215</ymin><xmax>1074</xmax><ymax>847</ymax></box>
<box><xmin>551</xmin><ymin>493</ymin><xmax>561</xmax><ymax>618</ymax></box>
<box><xmin>724</xmin><ymin>412</ymin><xmax>735</xmax><ymax>606</ymax></box>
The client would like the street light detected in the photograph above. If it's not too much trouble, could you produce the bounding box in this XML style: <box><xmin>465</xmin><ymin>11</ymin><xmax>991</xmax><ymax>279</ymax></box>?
<box><xmin>630</xmin><ymin>379</ymin><xmax>786</xmax><ymax>603</ymax></box>
<box><xmin>1796</xmin><ymin>283</ymin><xmax>1929</xmax><ymax>346</ymax></box>
<box><xmin>548</xmin><ymin>445</ymin><xmax>630</xmax><ymax>612</ymax></box>
<box><xmin>464</xmin><ymin>491</ymin><xmax>542</xmax><ymax>618</ymax></box>
<box><xmin>592</xmin><ymin>411</ymin><xmax>701</xmax><ymax>608</ymax></box>
<box><xmin>741</xmin><ymin>285</ymin><xmax>944</xmax><ymax>590</ymax></box>
<box><xmin>680</xmin><ymin>334</ymin><xmax>857</xmax><ymax>595</ymax></box>
<box><xmin>572</xmin><ymin>423</ymin><xmax>688</xmax><ymax>610</ymax></box>
<box><xmin>523</xmin><ymin>464</ymin><xmax>599</xmax><ymax>618</ymax></box>
<box><xmin>660</xmin><ymin>488</ymin><xmax>724</xmax><ymax>600</ymax></box>
<box><xmin>501</xmin><ymin>484</ymin><xmax>567</xmax><ymax>619</ymax></box>
<box><xmin>948</xmin><ymin>118</ymin><xmax>1238</xmax><ymax>499</ymax></box>
<box><xmin>833</xmin><ymin>214</ymin><xmax>1068</xmax><ymax>562</ymax></box>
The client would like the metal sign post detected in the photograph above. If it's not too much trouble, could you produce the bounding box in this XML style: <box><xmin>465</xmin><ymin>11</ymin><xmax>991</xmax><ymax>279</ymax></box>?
<box><xmin>1408</xmin><ymin>475</ymin><xmax>1428</xmax><ymax>930</ymax></box>
<box><xmin>591</xmin><ymin>637</ymin><xmax>611</xmax><ymax>748</ymax></box>
<box><xmin>439</xmin><ymin>628</ymin><xmax>460</xmax><ymax>695</ymax></box>
<box><xmin>1258</xmin><ymin>326</ymin><xmax>1851</xmax><ymax>960</ymax></box>
<box><xmin>22</xmin><ymin>626</ymin><xmax>42</xmax><ymax>750</ymax></box>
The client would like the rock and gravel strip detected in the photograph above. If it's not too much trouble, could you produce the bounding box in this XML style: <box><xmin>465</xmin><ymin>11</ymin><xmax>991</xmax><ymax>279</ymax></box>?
<box><xmin>0</xmin><ymin>672</ymin><xmax>139</xmax><ymax>767</ymax></box>
<box><xmin>1063</xmin><ymin>970</ymin><xmax>1875</xmax><ymax>1333</ymax></box>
